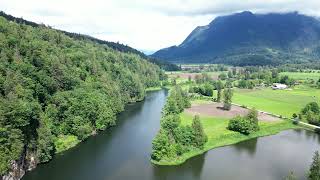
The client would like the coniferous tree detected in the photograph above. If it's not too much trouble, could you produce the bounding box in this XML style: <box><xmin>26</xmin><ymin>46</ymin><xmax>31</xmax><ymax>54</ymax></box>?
<box><xmin>192</xmin><ymin>115</ymin><xmax>207</xmax><ymax>149</ymax></box>
<box><xmin>216</xmin><ymin>80</ymin><xmax>223</xmax><ymax>102</ymax></box>
<box><xmin>223</xmin><ymin>87</ymin><xmax>233</xmax><ymax>110</ymax></box>
<box><xmin>309</xmin><ymin>151</ymin><xmax>320</xmax><ymax>180</ymax></box>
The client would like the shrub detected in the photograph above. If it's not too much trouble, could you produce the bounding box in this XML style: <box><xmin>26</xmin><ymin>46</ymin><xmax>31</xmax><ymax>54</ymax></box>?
<box><xmin>228</xmin><ymin>116</ymin><xmax>254</xmax><ymax>135</ymax></box>
<box><xmin>228</xmin><ymin>110</ymin><xmax>260</xmax><ymax>135</ymax></box>
<box><xmin>302</xmin><ymin>102</ymin><xmax>320</xmax><ymax>114</ymax></box>
<box><xmin>306</xmin><ymin>111</ymin><xmax>320</xmax><ymax>126</ymax></box>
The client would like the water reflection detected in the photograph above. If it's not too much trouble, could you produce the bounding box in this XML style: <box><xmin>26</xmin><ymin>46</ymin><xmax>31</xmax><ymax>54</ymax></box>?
<box><xmin>234</xmin><ymin>138</ymin><xmax>258</xmax><ymax>157</ymax></box>
<box><xmin>152</xmin><ymin>153</ymin><xmax>206</xmax><ymax>180</ymax></box>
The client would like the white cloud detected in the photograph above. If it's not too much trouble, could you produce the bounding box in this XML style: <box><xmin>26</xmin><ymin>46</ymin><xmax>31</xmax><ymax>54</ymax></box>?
<box><xmin>0</xmin><ymin>0</ymin><xmax>320</xmax><ymax>52</ymax></box>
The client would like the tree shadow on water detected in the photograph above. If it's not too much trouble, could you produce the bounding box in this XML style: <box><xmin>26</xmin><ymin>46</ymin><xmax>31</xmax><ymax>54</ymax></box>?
<box><xmin>151</xmin><ymin>153</ymin><xmax>206</xmax><ymax>180</ymax></box>
<box><xmin>233</xmin><ymin>138</ymin><xmax>258</xmax><ymax>158</ymax></box>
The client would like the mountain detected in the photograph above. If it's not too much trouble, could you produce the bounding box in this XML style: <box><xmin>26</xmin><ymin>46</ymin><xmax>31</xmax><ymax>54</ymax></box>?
<box><xmin>0</xmin><ymin>13</ymin><xmax>165</xmax><ymax>179</ymax></box>
<box><xmin>152</xmin><ymin>11</ymin><xmax>320</xmax><ymax>66</ymax></box>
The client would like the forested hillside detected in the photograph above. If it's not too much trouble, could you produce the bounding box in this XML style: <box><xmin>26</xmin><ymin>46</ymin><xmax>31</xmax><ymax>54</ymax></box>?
<box><xmin>0</xmin><ymin>15</ymin><xmax>163</xmax><ymax>178</ymax></box>
<box><xmin>152</xmin><ymin>11</ymin><xmax>320</xmax><ymax>66</ymax></box>
<box><xmin>0</xmin><ymin>11</ymin><xmax>180</xmax><ymax>71</ymax></box>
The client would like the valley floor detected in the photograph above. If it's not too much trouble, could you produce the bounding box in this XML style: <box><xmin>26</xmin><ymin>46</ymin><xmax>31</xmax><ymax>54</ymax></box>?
<box><xmin>233</xmin><ymin>85</ymin><xmax>320</xmax><ymax>118</ymax></box>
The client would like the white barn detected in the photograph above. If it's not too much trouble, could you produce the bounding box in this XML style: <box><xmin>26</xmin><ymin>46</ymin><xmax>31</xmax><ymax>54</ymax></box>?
<box><xmin>272</xmin><ymin>83</ymin><xmax>287</xmax><ymax>90</ymax></box>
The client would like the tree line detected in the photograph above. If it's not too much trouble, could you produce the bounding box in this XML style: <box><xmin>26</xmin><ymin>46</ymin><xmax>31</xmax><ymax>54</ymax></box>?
<box><xmin>151</xmin><ymin>86</ymin><xmax>207</xmax><ymax>162</ymax></box>
<box><xmin>0</xmin><ymin>11</ymin><xmax>180</xmax><ymax>71</ymax></box>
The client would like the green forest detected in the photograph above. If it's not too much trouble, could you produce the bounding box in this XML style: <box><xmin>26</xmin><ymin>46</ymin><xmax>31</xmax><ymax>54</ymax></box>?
<box><xmin>0</xmin><ymin>16</ymin><xmax>164</xmax><ymax>174</ymax></box>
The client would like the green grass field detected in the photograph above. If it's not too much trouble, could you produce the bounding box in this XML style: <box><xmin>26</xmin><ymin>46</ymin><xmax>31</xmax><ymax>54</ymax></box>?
<box><xmin>233</xmin><ymin>85</ymin><xmax>320</xmax><ymax>118</ymax></box>
<box><xmin>279</xmin><ymin>72</ymin><xmax>320</xmax><ymax>81</ymax></box>
<box><xmin>154</xmin><ymin>112</ymin><xmax>297</xmax><ymax>165</ymax></box>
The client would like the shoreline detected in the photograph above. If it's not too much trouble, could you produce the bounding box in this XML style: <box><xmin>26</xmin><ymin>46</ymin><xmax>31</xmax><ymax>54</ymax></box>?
<box><xmin>152</xmin><ymin>116</ymin><xmax>299</xmax><ymax>166</ymax></box>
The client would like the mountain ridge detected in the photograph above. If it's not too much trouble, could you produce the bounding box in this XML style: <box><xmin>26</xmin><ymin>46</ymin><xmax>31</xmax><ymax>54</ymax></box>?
<box><xmin>152</xmin><ymin>11</ymin><xmax>320</xmax><ymax>66</ymax></box>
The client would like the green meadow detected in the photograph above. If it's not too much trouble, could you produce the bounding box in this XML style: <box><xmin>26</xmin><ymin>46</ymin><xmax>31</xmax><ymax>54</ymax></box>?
<box><xmin>156</xmin><ymin>112</ymin><xmax>297</xmax><ymax>165</ymax></box>
<box><xmin>279</xmin><ymin>72</ymin><xmax>320</xmax><ymax>81</ymax></box>
<box><xmin>233</xmin><ymin>85</ymin><xmax>320</xmax><ymax>118</ymax></box>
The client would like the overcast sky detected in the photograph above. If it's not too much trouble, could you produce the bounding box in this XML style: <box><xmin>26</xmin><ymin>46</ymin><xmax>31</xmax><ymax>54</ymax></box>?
<box><xmin>1</xmin><ymin>0</ymin><xmax>320</xmax><ymax>53</ymax></box>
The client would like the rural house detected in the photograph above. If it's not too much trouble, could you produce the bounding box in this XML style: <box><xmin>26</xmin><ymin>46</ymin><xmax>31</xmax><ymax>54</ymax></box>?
<box><xmin>272</xmin><ymin>83</ymin><xmax>287</xmax><ymax>90</ymax></box>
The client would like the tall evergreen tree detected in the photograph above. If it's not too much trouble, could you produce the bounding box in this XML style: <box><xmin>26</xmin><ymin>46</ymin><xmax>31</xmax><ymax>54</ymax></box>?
<box><xmin>216</xmin><ymin>80</ymin><xmax>223</xmax><ymax>102</ymax></box>
<box><xmin>309</xmin><ymin>151</ymin><xmax>320</xmax><ymax>180</ymax></box>
<box><xmin>223</xmin><ymin>87</ymin><xmax>233</xmax><ymax>110</ymax></box>
<box><xmin>192</xmin><ymin>115</ymin><xmax>208</xmax><ymax>149</ymax></box>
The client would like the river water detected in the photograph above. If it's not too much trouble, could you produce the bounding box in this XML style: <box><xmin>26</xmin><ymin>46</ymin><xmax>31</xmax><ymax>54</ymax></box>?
<box><xmin>23</xmin><ymin>90</ymin><xmax>320</xmax><ymax>180</ymax></box>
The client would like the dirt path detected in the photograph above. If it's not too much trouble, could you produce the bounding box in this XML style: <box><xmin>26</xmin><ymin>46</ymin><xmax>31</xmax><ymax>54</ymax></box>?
<box><xmin>185</xmin><ymin>102</ymin><xmax>280</xmax><ymax>122</ymax></box>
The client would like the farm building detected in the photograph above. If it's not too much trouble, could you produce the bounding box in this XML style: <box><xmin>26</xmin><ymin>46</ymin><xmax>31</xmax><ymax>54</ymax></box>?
<box><xmin>272</xmin><ymin>83</ymin><xmax>287</xmax><ymax>90</ymax></box>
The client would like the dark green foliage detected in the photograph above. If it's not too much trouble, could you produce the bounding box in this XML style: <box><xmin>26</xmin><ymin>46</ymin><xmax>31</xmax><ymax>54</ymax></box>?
<box><xmin>189</xmin><ymin>83</ymin><xmax>213</xmax><ymax>97</ymax></box>
<box><xmin>192</xmin><ymin>115</ymin><xmax>208</xmax><ymax>149</ymax></box>
<box><xmin>280</xmin><ymin>75</ymin><xmax>295</xmax><ymax>86</ymax></box>
<box><xmin>151</xmin><ymin>86</ymin><xmax>207</xmax><ymax>162</ymax></box>
<box><xmin>0</xmin><ymin>11</ymin><xmax>179</xmax><ymax>71</ymax></box>
<box><xmin>161</xmin><ymin>114</ymin><xmax>181</xmax><ymax>132</ymax></box>
<box><xmin>228</xmin><ymin>116</ymin><xmax>254</xmax><ymax>135</ymax></box>
<box><xmin>0</xmin><ymin>16</ymin><xmax>161</xmax><ymax>175</ymax></box>
<box><xmin>151</xmin><ymin>130</ymin><xmax>174</xmax><ymax>161</ymax></box>
<box><xmin>173</xmin><ymin>126</ymin><xmax>194</xmax><ymax>147</ymax></box>
<box><xmin>308</xmin><ymin>151</ymin><xmax>320</xmax><ymax>180</ymax></box>
<box><xmin>302</xmin><ymin>102</ymin><xmax>320</xmax><ymax>115</ymax></box>
<box><xmin>223</xmin><ymin>87</ymin><xmax>233</xmax><ymax>110</ymax></box>
<box><xmin>292</xmin><ymin>113</ymin><xmax>298</xmax><ymax>119</ymax></box>
<box><xmin>238</xmin><ymin>80</ymin><xmax>255</xmax><ymax>89</ymax></box>
<box><xmin>36</xmin><ymin>114</ymin><xmax>54</xmax><ymax>163</ymax></box>
<box><xmin>300</xmin><ymin>102</ymin><xmax>320</xmax><ymax>126</ymax></box>
<box><xmin>164</xmin><ymin>86</ymin><xmax>190</xmax><ymax>116</ymax></box>
<box><xmin>228</xmin><ymin>109</ymin><xmax>260</xmax><ymax>135</ymax></box>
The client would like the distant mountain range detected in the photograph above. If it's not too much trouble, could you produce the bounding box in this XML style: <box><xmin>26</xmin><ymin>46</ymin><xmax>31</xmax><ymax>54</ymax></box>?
<box><xmin>152</xmin><ymin>11</ymin><xmax>320</xmax><ymax>66</ymax></box>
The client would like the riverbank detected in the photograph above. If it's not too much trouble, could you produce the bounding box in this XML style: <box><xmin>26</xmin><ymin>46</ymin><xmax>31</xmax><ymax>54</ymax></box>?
<box><xmin>152</xmin><ymin>112</ymin><xmax>299</xmax><ymax>165</ymax></box>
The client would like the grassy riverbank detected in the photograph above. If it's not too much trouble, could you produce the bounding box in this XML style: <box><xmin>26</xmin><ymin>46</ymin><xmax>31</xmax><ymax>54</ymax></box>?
<box><xmin>152</xmin><ymin>112</ymin><xmax>298</xmax><ymax>165</ymax></box>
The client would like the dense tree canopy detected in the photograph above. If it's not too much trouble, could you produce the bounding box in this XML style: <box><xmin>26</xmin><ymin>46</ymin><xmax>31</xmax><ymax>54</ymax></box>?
<box><xmin>0</xmin><ymin>16</ymin><xmax>163</xmax><ymax>175</ymax></box>
<box><xmin>151</xmin><ymin>86</ymin><xmax>207</xmax><ymax>162</ymax></box>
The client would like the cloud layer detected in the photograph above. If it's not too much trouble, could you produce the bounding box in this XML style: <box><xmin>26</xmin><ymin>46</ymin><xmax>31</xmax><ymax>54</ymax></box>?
<box><xmin>1</xmin><ymin>0</ymin><xmax>320</xmax><ymax>52</ymax></box>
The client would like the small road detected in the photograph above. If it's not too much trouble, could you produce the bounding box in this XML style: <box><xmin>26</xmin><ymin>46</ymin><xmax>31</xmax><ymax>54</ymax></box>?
<box><xmin>231</xmin><ymin>103</ymin><xmax>320</xmax><ymax>130</ymax></box>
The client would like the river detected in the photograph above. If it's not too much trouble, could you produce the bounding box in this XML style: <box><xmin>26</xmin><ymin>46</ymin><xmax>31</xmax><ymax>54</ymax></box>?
<box><xmin>23</xmin><ymin>90</ymin><xmax>320</xmax><ymax>180</ymax></box>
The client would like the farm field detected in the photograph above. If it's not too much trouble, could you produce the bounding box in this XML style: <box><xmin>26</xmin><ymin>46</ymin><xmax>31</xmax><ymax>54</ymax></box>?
<box><xmin>185</xmin><ymin>102</ymin><xmax>280</xmax><ymax>121</ymax></box>
<box><xmin>279</xmin><ymin>72</ymin><xmax>320</xmax><ymax>81</ymax></box>
<box><xmin>166</xmin><ymin>71</ymin><xmax>226</xmax><ymax>81</ymax></box>
<box><xmin>233</xmin><ymin>85</ymin><xmax>320</xmax><ymax>118</ymax></box>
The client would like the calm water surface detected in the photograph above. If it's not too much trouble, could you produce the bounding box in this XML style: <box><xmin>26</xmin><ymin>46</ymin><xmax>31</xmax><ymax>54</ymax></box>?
<box><xmin>23</xmin><ymin>90</ymin><xmax>320</xmax><ymax>180</ymax></box>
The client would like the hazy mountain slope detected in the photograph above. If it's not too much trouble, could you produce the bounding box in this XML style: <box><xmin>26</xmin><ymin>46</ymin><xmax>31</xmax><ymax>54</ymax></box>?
<box><xmin>152</xmin><ymin>11</ymin><xmax>320</xmax><ymax>66</ymax></box>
